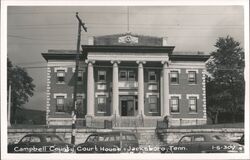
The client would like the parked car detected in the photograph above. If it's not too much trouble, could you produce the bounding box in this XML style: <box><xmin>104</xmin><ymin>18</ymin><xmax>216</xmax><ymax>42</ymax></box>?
<box><xmin>75</xmin><ymin>131</ymin><xmax>139</xmax><ymax>153</ymax></box>
<box><xmin>235</xmin><ymin>134</ymin><xmax>244</xmax><ymax>145</ymax></box>
<box><xmin>8</xmin><ymin>134</ymin><xmax>74</xmax><ymax>153</ymax></box>
<box><xmin>160</xmin><ymin>133</ymin><xmax>244</xmax><ymax>153</ymax></box>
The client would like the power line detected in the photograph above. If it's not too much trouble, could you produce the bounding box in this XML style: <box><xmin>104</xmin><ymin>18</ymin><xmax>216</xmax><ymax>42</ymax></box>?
<box><xmin>8</xmin><ymin>23</ymin><xmax>243</xmax><ymax>27</ymax></box>
<box><xmin>8</xmin><ymin>11</ymin><xmax>242</xmax><ymax>16</ymax></box>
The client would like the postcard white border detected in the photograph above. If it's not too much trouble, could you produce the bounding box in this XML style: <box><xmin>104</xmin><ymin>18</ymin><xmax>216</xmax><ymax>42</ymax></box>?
<box><xmin>1</xmin><ymin>0</ymin><xmax>249</xmax><ymax>160</ymax></box>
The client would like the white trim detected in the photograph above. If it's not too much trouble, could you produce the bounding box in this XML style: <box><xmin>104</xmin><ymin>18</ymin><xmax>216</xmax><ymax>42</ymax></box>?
<box><xmin>53</xmin><ymin>93</ymin><xmax>67</xmax><ymax>99</ymax></box>
<box><xmin>95</xmin><ymin>92</ymin><xmax>109</xmax><ymax>97</ymax></box>
<box><xmin>72</xmin><ymin>67</ymin><xmax>86</xmax><ymax>73</ymax></box>
<box><xmin>97</xmin><ymin>84</ymin><xmax>107</xmax><ymax>90</ymax></box>
<box><xmin>169</xmin><ymin>94</ymin><xmax>182</xmax><ymax>99</ymax></box>
<box><xmin>169</xmin><ymin>69</ymin><xmax>181</xmax><ymax>73</ymax></box>
<box><xmin>87</xmin><ymin>52</ymin><xmax>170</xmax><ymax>62</ymax></box>
<box><xmin>54</xmin><ymin>67</ymin><xmax>68</xmax><ymax>72</ymax></box>
<box><xmin>48</xmin><ymin>61</ymin><xmax>75</xmax><ymax>67</ymax></box>
<box><xmin>186</xmin><ymin>94</ymin><xmax>200</xmax><ymax>99</ymax></box>
<box><xmin>186</xmin><ymin>69</ymin><xmax>199</xmax><ymax>73</ymax></box>
<box><xmin>146</xmin><ymin>93</ymin><xmax>159</xmax><ymax>98</ymax></box>
<box><xmin>71</xmin><ymin>93</ymin><xmax>86</xmax><ymax>99</ymax></box>
<box><xmin>119</xmin><ymin>91</ymin><xmax>138</xmax><ymax>95</ymax></box>
<box><xmin>148</xmin><ymin>84</ymin><xmax>158</xmax><ymax>90</ymax></box>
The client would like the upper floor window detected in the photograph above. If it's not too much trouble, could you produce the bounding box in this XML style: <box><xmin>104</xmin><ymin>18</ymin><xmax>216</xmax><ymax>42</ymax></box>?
<box><xmin>57</xmin><ymin>70</ymin><xmax>65</xmax><ymax>83</ymax></box>
<box><xmin>98</xmin><ymin>71</ymin><xmax>106</xmax><ymax>82</ymax></box>
<box><xmin>170</xmin><ymin>96</ymin><xmax>179</xmax><ymax>113</ymax></box>
<box><xmin>97</xmin><ymin>96</ymin><xmax>107</xmax><ymax>113</ymax></box>
<box><xmin>128</xmin><ymin>71</ymin><xmax>135</xmax><ymax>81</ymax></box>
<box><xmin>148</xmin><ymin>71</ymin><xmax>157</xmax><ymax>82</ymax></box>
<box><xmin>119</xmin><ymin>70</ymin><xmax>136</xmax><ymax>81</ymax></box>
<box><xmin>189</xmin><ymin>97</ymin><xmax>197</xmax><ymax>112</ymax></box>
<box><xmin>148</xmin><ymin>95</ymin><xmax>158</xmax><ymax>113</ymax></box>
<box><xmin>188</xmin><ymin>71</ymin><xmax>196</xmax><ymax>84</ymax></box>
<box><xmin>119</xmin><ymin>70</ymin><xmax>127</xmax><ymax>81</ymax></box>
<box><xmin>56</xmin><ymin>96</ymin><xmax>65</xmax><ymax>112</ymax></box>
<box><xmin>170</xmin><ymin>71</ymin><xmax>179</xmax><ymax>84</ymax></box>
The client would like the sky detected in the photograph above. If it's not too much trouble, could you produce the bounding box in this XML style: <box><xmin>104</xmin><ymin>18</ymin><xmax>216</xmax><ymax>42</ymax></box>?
<box><xmin>7</xmin><ymin>6</ymin><xmax>244</xmax><ymax>111</ymax></box>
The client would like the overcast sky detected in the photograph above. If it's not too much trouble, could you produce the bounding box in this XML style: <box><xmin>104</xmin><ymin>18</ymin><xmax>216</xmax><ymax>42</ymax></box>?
<box><xmin>7</xmin><ymin>6</ymin><xmax>244</xmax><ymax>111</ymax></box>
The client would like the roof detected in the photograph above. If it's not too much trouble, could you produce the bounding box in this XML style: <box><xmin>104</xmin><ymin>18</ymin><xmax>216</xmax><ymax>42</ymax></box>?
<box><xmin>81</xmin><ymin>45</ymin><xmax>175</xmax><ymax>54</ymax></box>
<box><xmin>42</xmin><ymin>50</ymin><xmax>84</xmax><ymax>61</ymax></box>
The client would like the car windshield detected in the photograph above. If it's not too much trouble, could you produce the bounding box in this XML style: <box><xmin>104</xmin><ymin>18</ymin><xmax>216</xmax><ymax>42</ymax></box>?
<box><xmin>211</xmin><ymin>135</ymin><xmax>225</xmax><ymax>141</ymax></box>
<box><xmin>45</xmin><ymin>135</ymin><xmax>63</xmax><ymax>143</ymax></box>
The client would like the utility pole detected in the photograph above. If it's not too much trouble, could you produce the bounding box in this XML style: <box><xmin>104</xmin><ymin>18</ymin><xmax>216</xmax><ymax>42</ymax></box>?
<box><xmin>71</xmin><ymin>12</ymin><xmax>87</xmax><ymax>145</ymax></box>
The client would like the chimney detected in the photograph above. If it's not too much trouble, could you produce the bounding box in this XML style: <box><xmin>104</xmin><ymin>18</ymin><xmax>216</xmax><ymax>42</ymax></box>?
<box><xmin>88</xmin><ymin>36</ymin><xmax>94</xmax><ymax>45</ymax></box>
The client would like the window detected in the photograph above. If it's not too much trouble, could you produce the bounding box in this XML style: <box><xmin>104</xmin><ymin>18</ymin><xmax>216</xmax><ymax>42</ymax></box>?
<box><xmin>57</xmin><ymin>70</ymin><xmax>65</xmax><ymax>83</ymax></box>
<box><xmin>148</xmin><ymin>71</ymin><xmax>157</xmax><ymax>82</ymax></box>
<box><xmin>189</xmin><ymin>97</ymin><xmax>197</xmax><ymax>112</ymax></box>
<box><xmin>76</xmin><ymin>95</ymin><xmax>83</xmax><ymax>106</ymax></box>
<box><xmin>119</xmin><ymin>70</ymin><xmax>136</xmax><ymax>81</ymax></box>
<box><xmin>21</xmin><ymin>136</ymin><xmax>30</xmax><ymax>143</ymax></box>
<box><xmin>188</xmin><ymin>71</ymin><xmax>196</xmax><ymax>83</ymax></box>
<box><xmin>77</xmin><ymin>71</ymin><xmax>83</xmax><ymax>82</ymax></box>
<box><xmin>128</xmin><ymin>71</ymin><xmax>135</xmax><ymax>81</ymax></box>
<box><xmin>56</xmin><ymin>96</ymin><xmax>65</xmax><ymax>112</ymax></box>
<box><xmin>194</xmin><ymin>136</ymin><xmax>205</xmax><ymax>142</ymax></box>
<box><xmin>180</xmin><ymin>136</ymin><xmax>192</xmax><ymax>143</ymax></box>
<box><xmin>29</xmin><ymin>136</ymin><xmax>41</xmax><ymax>143</ymax></box>
<box><xmin>170</xmin><ymin>71</ymin><xmax>179</xmax><ymax>84</ymax></box>
<box><xmin>149</xmin><ymin>96</ymin><xmax>158</xmax><ymax>113</ymax></box>
<box><xmin>98</xmin><ymin>71</ymin><xmax>106</xmax><ymax>82</ymax></box>
<box><xmin>86</xmin><ymin>135</ymin><xmax>97</xmax><ymax>142</ymax></box>
<box><xmin>97</xmin><ymin>96</ymin><xmax>106</xmax><ymax>113</ymax></box>
<box><xmin>119</xmin><ymin>70</ymin><xmax>127</xmax><ymax>81</ymax></box>
<box><xmin>126</xmin><ymin>135</ymin><xmax>137</xmax><ymax>141</ymax></box>
<box><xmin>170</xmin><ymin>97</ymin><xmax>179</xmax><ymax>113</ymax></box>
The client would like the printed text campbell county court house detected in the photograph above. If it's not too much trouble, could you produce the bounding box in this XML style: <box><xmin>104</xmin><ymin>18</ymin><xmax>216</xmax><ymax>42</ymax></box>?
<box><xmin>42</xmin><ymin>33</ymin><xmax>210</xmax><ymax>127</ymax></box>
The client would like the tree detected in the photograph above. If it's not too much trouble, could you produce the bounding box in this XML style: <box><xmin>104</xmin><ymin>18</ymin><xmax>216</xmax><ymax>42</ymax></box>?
<box><xmin>206</xmin><ymin>36</ymin><xmax>245</xmax><ymax>123</ymax></box>
<box><xmin>7</xmin><ymin>58</ymin><xmax>35</xmax><ymax>124</ymax></box>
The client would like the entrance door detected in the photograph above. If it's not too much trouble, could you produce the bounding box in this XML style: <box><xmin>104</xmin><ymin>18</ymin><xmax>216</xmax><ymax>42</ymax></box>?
<box><xmin>120</xmin><ymin>96</ymin><xmax>136</xmax><ymax>116</ymax></box>
<box><xmin>121</xmin><ymin>100</ymin><xmax>128</xmax><ymax>116</ymax></box>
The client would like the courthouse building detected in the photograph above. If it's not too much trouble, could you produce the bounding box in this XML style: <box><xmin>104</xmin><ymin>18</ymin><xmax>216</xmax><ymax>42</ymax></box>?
<box><xmin>42</xmin><ymin>33</ymin><xmax>210</xmax><ymax>127</ymax></box>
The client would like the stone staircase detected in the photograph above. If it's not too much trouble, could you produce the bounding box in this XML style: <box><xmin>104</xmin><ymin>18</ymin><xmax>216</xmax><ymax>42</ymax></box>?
<box><xmin>113</xmin><ymin>127</ymin><xmax>164</xmax><ymax>152</ymax></box>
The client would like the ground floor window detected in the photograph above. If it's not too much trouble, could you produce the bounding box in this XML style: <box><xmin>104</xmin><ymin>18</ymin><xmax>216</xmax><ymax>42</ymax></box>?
<box><xmin>148</xmin><ymin>95</ymin><xmax>158</xmax><ymax>113</ymax></box>
<box><xmin>189</xmin><ymin>97</ymin><xmax>197</xmax><ymax>112</ymax></box>
<box><xmin>97</xmin><ymin>96</ymin><xmax>107</xmax><ymax>113</ymax></box>
<box><xmin>56</xmin><ymin>96</ymin><xmax>65</xmax><ymax>112</ymax></box>
<box><xmin>170</xmin><ymin>97</ymin><xmax>179</xmax><ymax>113</ymax></box>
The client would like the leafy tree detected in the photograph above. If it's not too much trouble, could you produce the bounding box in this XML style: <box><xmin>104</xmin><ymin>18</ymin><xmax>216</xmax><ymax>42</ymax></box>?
<box><xmin>206</xmin><ymin>36</ymin><xmax>244</xmax><ymax>123</ymax></box>
<box><xmin>7</xmin><ymin>58</ymin><xmax>35</xmax><ymax>124</ymax></box>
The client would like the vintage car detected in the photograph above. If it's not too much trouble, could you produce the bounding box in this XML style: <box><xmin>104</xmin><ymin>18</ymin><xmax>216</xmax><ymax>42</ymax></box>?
<box><xmin>75</xmin><ymin>131</ymin><xmax>139</xmax><ymax>153</ymax></box>
<box><xmin>160</xmin><ymin>133</ymin><xmax>244</xmax><ymax>153</ymax></box>
<box><xmin>235</xmin><ymin>134</ymin><xmax>244</xmax><ymax>145</ymax></box>
<box><xmin>8</xmin><ymin>134</ymin><xmax>74</xmax><ymax>153</ymax></box>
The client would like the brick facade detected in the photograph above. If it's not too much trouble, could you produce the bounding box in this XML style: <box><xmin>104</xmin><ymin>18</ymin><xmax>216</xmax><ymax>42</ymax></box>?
<box><xmin>42</xmin><ymin>33</ymin><xmax>209</xmax><ymax>127</ymax></box>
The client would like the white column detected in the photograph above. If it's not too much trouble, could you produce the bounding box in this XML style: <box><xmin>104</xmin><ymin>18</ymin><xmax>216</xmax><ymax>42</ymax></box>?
<box><xmin>137</xmin><ymin>61</ymin><xmax>145</xmax><ymax>116</ymax></box>
<box><xmin>86</xmin><ymin>60</ymin><xmax>95</xmax><ymax>116</ymax></box>
<box><xmin>162</xmin><ymin>61</ymin><xmax>170</xmax><ymax>116</ymax></box>
<box><xmin>111</xmin><ymin>61</ymin><xmax>120</xmax><ymax>116</ymax></box>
